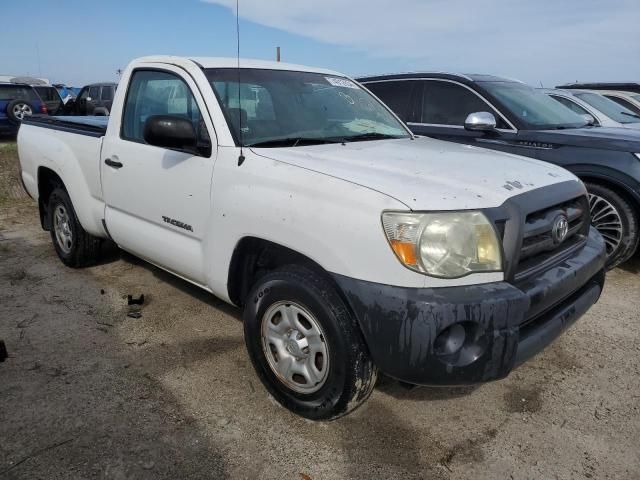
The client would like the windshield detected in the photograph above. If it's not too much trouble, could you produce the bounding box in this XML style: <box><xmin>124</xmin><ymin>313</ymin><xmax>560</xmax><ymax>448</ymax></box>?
<box><xmin>573</xmin><ymin>92</ymin><xmax>640</xmax><ymax>124</ymax></box>
<box><xmin>482</xmin><ymin>81</ymin><xmax>587</xmax><ymax>130</ymax></box>
<box><xmin>632</xmin><ymin>94</ymin><xmax>640</xmax><ymax>102</ymax></box>
<box><xmin>204</xmin><ymin>68</ymin><xmax>409</xmax><ymax>147</ymax></box>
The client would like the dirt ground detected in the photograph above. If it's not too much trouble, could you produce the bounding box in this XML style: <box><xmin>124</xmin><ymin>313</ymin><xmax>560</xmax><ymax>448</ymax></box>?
<box><xmin>1</xmin><ymin>138</ymin><xmax>639</xmax><ymax>480</ymax></box>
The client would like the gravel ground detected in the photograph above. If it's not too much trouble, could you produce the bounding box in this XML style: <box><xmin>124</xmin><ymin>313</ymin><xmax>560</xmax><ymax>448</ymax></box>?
<box><xmin>1</xmin><ymin>139</ymin><xmax>639</xmax><ymax>479</ymax></box>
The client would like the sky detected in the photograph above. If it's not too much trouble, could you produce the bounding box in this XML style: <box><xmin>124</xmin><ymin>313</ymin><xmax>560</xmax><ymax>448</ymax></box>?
<box><xmin>0</xmin><ymin>0</ymin><xmax>638</xmax><ymax>87</ymax></box>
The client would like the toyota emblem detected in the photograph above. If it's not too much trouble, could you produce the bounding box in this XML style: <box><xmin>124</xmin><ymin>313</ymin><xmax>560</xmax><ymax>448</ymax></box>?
<box><xmin>552</xmin><ymin>214</ymin><xmax>569</xmax><ymax>245</ymax></box>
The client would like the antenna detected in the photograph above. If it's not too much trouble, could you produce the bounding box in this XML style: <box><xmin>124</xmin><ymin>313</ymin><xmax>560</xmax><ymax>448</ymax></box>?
<box><xmin>236</xmin><ymin>0</ymin><xmax>245</xmax><ymax>166</ymax></box>
<box><xmin>36</xmin><ymin>42</ymin><xmax>42</xmax><ymax>77</ymax></box>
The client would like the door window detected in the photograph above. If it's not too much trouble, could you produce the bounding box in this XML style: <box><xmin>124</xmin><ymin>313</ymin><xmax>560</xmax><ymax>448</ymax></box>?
<box><xmin>88</xmin><ymin>86</ymin><xmax>100</xmax><ymax>100</ymax></box>
<box><xmin>420</xmin><ymin>80</ymin><xmax>507</xmax><ymax>127</ymax></box>
<box><xmin>365</xmin><ymin>81</ymin><xmax>415</xmax><ymax>121</ymax></box>
<box><xmin>101</xmin><ymin>86</ymin><xmax>114</xmax><ymax>101</ymax></box>
<box><xmin>0</xmin><ymin>85</ymin><xmax>39</xmax><ymax>102</ymax></box>
<box><xmin>121</xmin><ymin>69</ymin><xmax>209</xmax><ymax>148</ymax></box>
<box><xmin>549</xmin><ymin>95</ymin><xmax>591</xmax><ymax>115</ymax></box>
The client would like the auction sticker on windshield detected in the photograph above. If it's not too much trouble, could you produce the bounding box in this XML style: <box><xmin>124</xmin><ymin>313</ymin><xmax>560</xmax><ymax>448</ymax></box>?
<box><xmin>326</xmin><ymin>77</ymin><xmax>360</xmax><ymax>89</ymax></box>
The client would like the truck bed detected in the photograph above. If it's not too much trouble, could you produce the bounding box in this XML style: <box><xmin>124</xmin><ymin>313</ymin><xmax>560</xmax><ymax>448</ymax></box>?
<box><xmin>21</xmin><ymin>115</ymin><xmax>108</xmax><ymax>138</ymax></box>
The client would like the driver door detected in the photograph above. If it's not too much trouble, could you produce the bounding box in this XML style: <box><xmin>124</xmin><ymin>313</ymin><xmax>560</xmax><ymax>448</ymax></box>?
<box><xmin>101</xmin><ymin>66</ymin><xmax>216</xmax><ymax>285</ymax></box>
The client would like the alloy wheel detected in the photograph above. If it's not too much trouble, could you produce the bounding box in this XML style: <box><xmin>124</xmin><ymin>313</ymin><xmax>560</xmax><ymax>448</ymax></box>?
<box><xmin>53</xmin><ymin>204</ymin><xmax>73</xmax><ymax>254</ymax></box>
<box><xmin>589</xmin><ymin>193</ymin><xmax>623</xmax><ymax>256</ymax></box>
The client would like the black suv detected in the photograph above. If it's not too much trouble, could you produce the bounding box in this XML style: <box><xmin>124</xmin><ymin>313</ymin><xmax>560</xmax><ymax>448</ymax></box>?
<box><xmin>75</xmin><ymin>83</ymin><xmax>116</xmax><ymax>116</ymax></box>
<box><xmin>358</xmin><ymin>73</ymin><xmax>640</xmax><ymax>267</ymax></box>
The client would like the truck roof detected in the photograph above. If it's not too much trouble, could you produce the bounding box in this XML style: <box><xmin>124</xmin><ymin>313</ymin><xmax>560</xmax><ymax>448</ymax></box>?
<box><xmin>133</xmin><ymin>56</ymin><xmax>344</xmax><ymax>77</ymax></box>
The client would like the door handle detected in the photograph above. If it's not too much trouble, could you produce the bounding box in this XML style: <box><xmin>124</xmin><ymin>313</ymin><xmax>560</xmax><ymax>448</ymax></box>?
<box><xmin>104</xmin><ymin>158</ymin><xmax>123</xmax><ymax>169</ymax></box>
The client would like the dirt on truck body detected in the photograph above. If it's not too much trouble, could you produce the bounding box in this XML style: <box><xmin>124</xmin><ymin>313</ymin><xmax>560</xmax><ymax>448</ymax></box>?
<box><xmin>1</xmin><ymin>139</ymin><xmax>640</xmax><ymax>479</ymax></box>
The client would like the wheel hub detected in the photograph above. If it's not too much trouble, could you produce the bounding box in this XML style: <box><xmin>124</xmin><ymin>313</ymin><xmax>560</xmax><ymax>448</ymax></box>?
<box><xmin>284</xmin><ymin>330</ymin><xmax>309</xmax><ymax>359</ymax></box>
<box><xmin>261</xmin><ymin>301</ymin><xmax>330</xmax><ymax>394</ymax></box>
<box><xmin>53</xmin><ymin>204</ymin><xmax>73</xmax><ymax>254</ymax></box>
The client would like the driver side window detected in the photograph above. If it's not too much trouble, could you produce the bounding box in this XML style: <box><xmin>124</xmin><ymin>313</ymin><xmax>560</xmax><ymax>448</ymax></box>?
<box><xmin>122</xmin><ymin>69</ymin><xmax>209</xmax><ymax>147</ymax></box>
<box><xmin>420</xmin><ymin>80</ymin><xmax>509</xmax><ymax>128</ymax></box>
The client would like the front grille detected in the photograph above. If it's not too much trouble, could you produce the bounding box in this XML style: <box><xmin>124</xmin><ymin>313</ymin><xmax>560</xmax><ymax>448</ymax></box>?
<box><xmin>515</xmin><ymin>196</ymin><xmax>590</xmax><ymax>280</ymax></box>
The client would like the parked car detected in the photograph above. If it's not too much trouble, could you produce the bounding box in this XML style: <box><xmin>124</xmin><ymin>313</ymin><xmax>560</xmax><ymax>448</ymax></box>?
<box><xmin>18</xmin><ymin>56</ymin><xmax>606</xmax><ymax>420</ymax></box>
<box><xmin>358</xmin><ymin>72</ymin><xmax>640</xmax><ymax>267</ymax></box>
<box><xmin>559</xmin><ymin>83</ymin><xmax>640</xmax><ymax>116</ymax></box>
<box><xmin>33</xmin><ymin>85</ymin><xmax>64</xmax><ymax>115</ymax></box>
<box><xmin>0</xmin><ymin>83</ymin><xmax>47</xmax><ymax>135</ymax></box>
<box><xmin>542</xmin><ymin>88</ymin><xmax>640</xmax><ymax>130</ymax></box>
<box><xmin>75</xmin><ymin>82</ymin><xmax>117</xmax><ymax>115</ymax></box>
<box><xmin>591</xmin><ymin>91</ymin><xmax>640</xmax><ymax>117</ymax></box>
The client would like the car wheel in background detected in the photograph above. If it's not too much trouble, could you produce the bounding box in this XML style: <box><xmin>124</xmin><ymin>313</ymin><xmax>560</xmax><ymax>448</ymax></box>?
<box><xmin>48</xmin><ymin>188</ymin><xmax>102</xmax><ymax>268</ymax></box>
<box><xmin>243</xmin><ymin>265</ymin><xmax>377</xmax><ymax>420</ymax></box>
<box><xmin>6</xmin><ymin>100</ymin><xmax>33</xmax><ymax>125</ymax></box>
<box><xmin>585</xmin><ymin>182</ymin><xmax>639</xmax><ymax>269</ymax></box>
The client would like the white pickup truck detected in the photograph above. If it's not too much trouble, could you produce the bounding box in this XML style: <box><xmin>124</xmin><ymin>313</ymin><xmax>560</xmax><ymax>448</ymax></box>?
<box><xmin>18</xmin><ymin>56</ymin><xmax>606</xmax><ymax>420</ymax></box>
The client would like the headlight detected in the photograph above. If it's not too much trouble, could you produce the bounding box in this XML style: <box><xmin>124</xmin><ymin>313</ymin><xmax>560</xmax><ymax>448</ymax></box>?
<box><xmin>634</xmin><ymin>153</ymin><xmax>640</xmax><ymax>160</ymax></box>
<box><xmin>382</xmin><ymin>211</ymin><xmax>502</xmax><ymax>278</ymax></box>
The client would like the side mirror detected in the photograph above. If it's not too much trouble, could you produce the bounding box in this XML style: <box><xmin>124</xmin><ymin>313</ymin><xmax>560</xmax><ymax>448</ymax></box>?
<box><xmin>464</xmin><ymin>112</ymin><xmax>497</xmax><ymax>132</ymax></box>
<box><xmin>581</xmin><ymin>113</ymin><xmax>596</xmax><ymax>126</ymax></box>
<box><xmin>144</xmin><ymin>115</ymin><xmax>198</xmax><ymax>152</ymax></box>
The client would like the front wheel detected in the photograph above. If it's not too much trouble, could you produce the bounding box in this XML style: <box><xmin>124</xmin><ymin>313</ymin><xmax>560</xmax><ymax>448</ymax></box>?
<box><xmin>585</xmin><ymin>182</ymin><xmax>639</xmax><ymax>269</ymax></box>
<box><xmin>243</xmin><ymin>266</ymin><xmax>377</xmax><ymax>420</ymax></box>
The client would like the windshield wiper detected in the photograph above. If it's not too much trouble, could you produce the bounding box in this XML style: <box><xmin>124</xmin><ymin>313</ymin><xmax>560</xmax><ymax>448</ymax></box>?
<box><xmin>620</xmin><ymin>111</ymin><xmax>640</xmax><ymax>119</ymax></box>
<box><xmin>247</xmin><ymin>137</ymin><xmax>337</xmax><ymax>148</ymax></box>
<box><xmin>340</xmin><ymin>132</ymin><xmax>405</xmax><ymax>142</ymax></box>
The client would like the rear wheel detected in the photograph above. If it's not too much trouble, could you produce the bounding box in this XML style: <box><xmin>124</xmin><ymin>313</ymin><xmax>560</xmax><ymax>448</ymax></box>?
<box><xmin>6</xmin><ymin>100</ymin><xmax>33</xmax><ymax>125</ymax></box>
<box><xmin>585</xmin><ymin>182</ymin><xmax>639</xmax><ymax>269</ymax></box>
<box><xmin>48</xmin><ymin>188</ymin><xmax>102</xmax><ymax>267</ymax></box>
<box><xmin>243</xmin><ymin>266</ymin><xmax>377</xmax><ymax>420</ymax></box>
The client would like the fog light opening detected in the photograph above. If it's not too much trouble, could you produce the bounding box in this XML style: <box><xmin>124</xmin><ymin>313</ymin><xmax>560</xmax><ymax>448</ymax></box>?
<box><xmin>433</xmin><ymin>321</ymin><xmax>487</xmax><ymax>367</ymax></box>
<box><xmin>434</xmin><ymin>323</ymin><xmax>466</xmax><ymax>356</ymax></box>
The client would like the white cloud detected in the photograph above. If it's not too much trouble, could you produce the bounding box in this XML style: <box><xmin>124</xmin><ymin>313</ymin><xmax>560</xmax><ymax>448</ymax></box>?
<box><xmin>203</xmin><ymin>0</ymin><xmax>640</xmax><ymax>84</ymax></box>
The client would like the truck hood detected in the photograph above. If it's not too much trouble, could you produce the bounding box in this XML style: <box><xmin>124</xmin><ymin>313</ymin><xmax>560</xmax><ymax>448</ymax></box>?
<box><xmin>524</xmin><ymin>126</ymin><xmax>640</xmax><ymax>152</ymax></box>
<box><xmin>251</xmin><ymin>137</ymin><xmax>578</xmax><ymax>210</ymax></box>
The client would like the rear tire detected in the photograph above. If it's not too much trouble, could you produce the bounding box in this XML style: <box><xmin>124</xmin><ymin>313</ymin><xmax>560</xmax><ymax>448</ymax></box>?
<box><xmin>585</xmin><ymin>182</ymin><xmax>639</xmax><ymax>269</ymax></box>
<box><xmin>243</xmin><ymin>265</ymin><xmax>377</xmax><ymax>420</ymax></box>
<box><xmin>48</xmin><ymin>188</ymin><xmax>102</xmax><ymax>268</ymax></box>
<box><xmin>6</xmin><ymin>99</ymin><xmax>33</xmax><ymax>125</ymax></box>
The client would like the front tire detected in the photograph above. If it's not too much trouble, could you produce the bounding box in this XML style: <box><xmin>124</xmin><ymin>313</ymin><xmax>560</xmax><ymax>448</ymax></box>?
<box><xmin>243</xmin><ymin>266</ymin><xmax>377</xmax><ymax>420</ymax></box>
<box><xmin>48</xmin><ymin>188</ymin><xmax>102</xmax><ymax>268</ymax></box>
<box><xmin>585</xmin><ymin>182</ymin><xmax>639</xmax><ymax>269</ymax></box>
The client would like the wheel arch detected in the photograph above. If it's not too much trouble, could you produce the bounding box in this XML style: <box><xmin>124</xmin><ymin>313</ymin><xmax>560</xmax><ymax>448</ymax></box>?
<box><xmin>226</xmin><ymin>236</ymin><xmax>348</xmax><ymax>309</ymax></box>
<box><xmin>577</xmin><ymin>173</ymin><xmax>640</xmax><ymax>213</ymax></box>
<box><xmin>37</xmin><ymin>166</ymin><xmax>67</xmax><ymax>230</ymax></box>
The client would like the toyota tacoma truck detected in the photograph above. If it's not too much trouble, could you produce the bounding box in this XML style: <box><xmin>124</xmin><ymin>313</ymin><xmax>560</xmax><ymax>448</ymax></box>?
<box><xmin>18</xmin><ymin>56</ymin><xmax>606</xmax><ymax>420</ymax></box>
